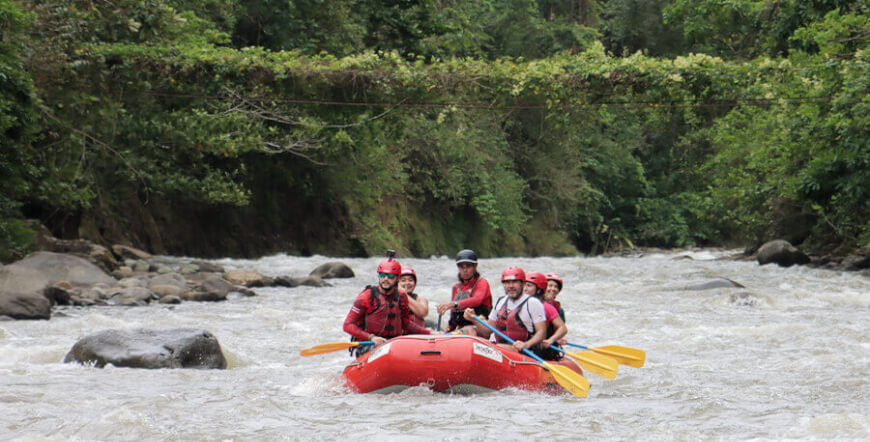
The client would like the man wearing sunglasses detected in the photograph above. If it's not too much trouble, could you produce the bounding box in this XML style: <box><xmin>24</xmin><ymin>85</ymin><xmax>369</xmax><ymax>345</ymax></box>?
<box><xmin>343</xmin><ymin>256</ymin><xmax>431</xmax><ymax>357</ymax></box>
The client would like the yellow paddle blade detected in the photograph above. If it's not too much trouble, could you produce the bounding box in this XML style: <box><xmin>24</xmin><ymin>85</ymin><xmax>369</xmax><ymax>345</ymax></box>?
<box><xmin>543</xmin><ymin>362</ymin><xmax>590</xmax><ymax>398</ymax></box>
<box><xmin>299</xmin><ymin>342</ymin><xmax>358</xmax><ymax>356</ymax></box>
<box><xmin>592</xmin><ymin>345</ymin><xmax>646</xmax><ymax>368</ymax></box>
<box><xmin>567</xmin><ymin>351</ymin><xmax>618</xmax><ymax>380</ymax></box>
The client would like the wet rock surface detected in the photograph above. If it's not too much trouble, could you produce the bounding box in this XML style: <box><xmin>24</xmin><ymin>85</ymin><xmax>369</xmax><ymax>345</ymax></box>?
<box><xmin>63</xmin><ymin>328</ymin><xmax>227</xmax><ymax>369</ymax></box>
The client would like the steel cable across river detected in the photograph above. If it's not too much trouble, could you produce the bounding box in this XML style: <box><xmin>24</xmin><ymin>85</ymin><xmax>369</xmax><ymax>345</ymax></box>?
<box><xmin>1</xmin><ymin>250</ymin><xmax>868</xmax><ymax>440</ymax></box>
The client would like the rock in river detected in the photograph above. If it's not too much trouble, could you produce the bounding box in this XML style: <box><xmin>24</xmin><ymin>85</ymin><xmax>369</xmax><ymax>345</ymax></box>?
<box><xmin>64</xmin><ymin>328</ymin><xmax>227</xmax><ymax>369</ymax></box>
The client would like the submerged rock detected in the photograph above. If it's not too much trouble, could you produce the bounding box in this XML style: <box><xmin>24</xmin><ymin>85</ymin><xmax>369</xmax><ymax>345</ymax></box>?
<box><xmin>730</xmin><ymin>292</ymin><xmax>762</xmax><ymax>307</ymax></box>
<box><xmin>686</xmin><ymin>278</ymin><xmax>745</xmax><ymax>290</ymax></box>
<box><xmin>64</xmin><ymin>328</ymin><xmax>227</xmax><ymax>369</ymax></box>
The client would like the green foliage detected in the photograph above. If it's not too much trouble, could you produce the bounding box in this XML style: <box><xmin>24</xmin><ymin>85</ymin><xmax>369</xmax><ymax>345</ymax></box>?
<box><xmin>2</xmin><ymin>0</ymin><xmax>867</xmax><ymax>259</ymax></box>
<box><xmin>1</xmin><ymin>1</ymin><xmax>39</xmax><ymax>260</ymax></box>
<box><xmin>233</xmin><ymin>0</ymin><xmax>362</xmax><ymax>54</ymax></box>
<box><xmin>600</xmin><ymin>0</ymin><xmax>685</xmax><ymax>57</ymax></box>
<box><xmin>663</xmin><ymin>0</ymin><xmax>866</xmax><ymax>58</ymax></box>
<box><xmin>790</xmin><ymin>9</ymin><xmax>870</xmax><ymax>57</ymax></box>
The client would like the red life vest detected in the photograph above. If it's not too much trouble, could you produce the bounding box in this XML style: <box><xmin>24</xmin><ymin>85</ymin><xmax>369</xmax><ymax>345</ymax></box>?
<box><xmin>408</xmin><ymin>292</ymin><xmax>425</xmax><ymax>327</ymax></box>
<box><xmin>448</xmin><ymin>278</ymin><xmax>491</xmax><ymax>329</ymax></box>
<box><xmin>494</xmin><ymin>295</ymin><xmax>532</xmax><ymax>343</ymax></box>
<box><xmin>361</xmin><ymin>286</ymin><xmax>405</xmax><ymax>339</ymax></box>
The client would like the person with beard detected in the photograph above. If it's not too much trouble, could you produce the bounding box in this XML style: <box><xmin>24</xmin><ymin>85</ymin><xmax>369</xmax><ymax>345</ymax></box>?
<box><xmin>343</xmin><ymin>256</ymin><xmax>431</xmax><ymax>357</ymax></box>
<box><xmin>462</xmin><ymin>266</ymin><xmax>547</xmax><ymax>354</ymax></box>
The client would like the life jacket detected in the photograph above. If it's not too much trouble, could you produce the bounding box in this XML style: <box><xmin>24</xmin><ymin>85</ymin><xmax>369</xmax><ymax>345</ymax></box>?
<box><xmin>448</xmin><ymin>278</ymin><xmax>490</xmax><ymax>329</ymax></box>
<box><xmin>540</xmin><ymin>297</ymin><xmax>557</xmax><ymax>337</ymax></box>
<box><xmin>493</xmin><ymin>295</ymin><xmax>533</xmax><ymax>343</ymax></box>
<box><xmin>548</xmin><ymin>299</ymin><xmax>565</xmax><ymax>323</ymax></box>
<box><xmin>358</xmin><ymin>286</ymin><xmax>404</xmax><ymax>339</ymax></box>
<box><xmin>407</xmin><ymin>292</ymin><xmax>425</xmax><ymax>327</ymax></box>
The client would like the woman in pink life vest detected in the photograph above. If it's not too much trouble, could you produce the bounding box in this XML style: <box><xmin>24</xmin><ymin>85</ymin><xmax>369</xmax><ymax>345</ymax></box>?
<box><xmin>523</xmin><ymin>272</ymin><xmax>567</xmax><ymax>360</ymax></box>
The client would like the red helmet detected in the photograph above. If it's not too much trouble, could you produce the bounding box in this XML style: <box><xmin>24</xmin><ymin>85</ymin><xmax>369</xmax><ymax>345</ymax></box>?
<box><xmin>501</xmin><ymin>266</ymin><xmax>525</xmax><ymax>283</ymax></box>
<box><xmin>400</xmin><ymin>266</ymin><xmax>417</xmax><ymax>282</ymax></box>
<box><xmin>525</xmin><ymin>272</ymin><xmax>547</xmax><ymax>292</ymax></box>
<box><xmin>545</xmin><ymin>272</ymin><xmax>563</xmax><ymax>291</ymax></box>
<box><xmin>377</xmin><ymin>259</ymin><xmax>402</xmax><ymax>276</ymax></box>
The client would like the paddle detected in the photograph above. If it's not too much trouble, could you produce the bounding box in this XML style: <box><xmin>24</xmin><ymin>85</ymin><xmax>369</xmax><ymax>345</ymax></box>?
<box><xmin>299</xmin><ymin>341</ymin><xmax>374</xmax><ymax>357</ymax></box>
<box><xmin>471</xmin><ymin>316</ymin><xmax>589</xmax><ymax>398</ymax></box>
<box><xmin>565</xmin><ymin>342</ymin><xmax>646</xmax><ymax>368</ymax></box>
<box><xmin>436</xmin><ymin>313</ymin><xmax>442</xmax><ymax>332</ymax></box>
<box><xmin>551</xmin><ymin>346</ymin><xmax>618</xmax><ymax>380</ymax></box>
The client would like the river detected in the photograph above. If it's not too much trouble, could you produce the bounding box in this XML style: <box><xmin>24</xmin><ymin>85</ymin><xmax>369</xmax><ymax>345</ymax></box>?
<box><xmin>1</xmin><ymin>250</ymin><xmax>868</xmax><ymax>440</ymax></box>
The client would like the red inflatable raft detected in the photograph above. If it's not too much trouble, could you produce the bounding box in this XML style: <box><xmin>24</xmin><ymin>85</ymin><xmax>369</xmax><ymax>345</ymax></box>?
<box><xmin>342</xmin><ymin>335</ymin><xmax>583</xmax><ymax>394</ymax></box>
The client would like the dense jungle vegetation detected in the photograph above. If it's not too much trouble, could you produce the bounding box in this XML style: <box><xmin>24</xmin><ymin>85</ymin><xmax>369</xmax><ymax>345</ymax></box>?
<box><xmin>1</xmin><ymin>0</ymin><xmax>867</xmax><ymax>260</ymax></box>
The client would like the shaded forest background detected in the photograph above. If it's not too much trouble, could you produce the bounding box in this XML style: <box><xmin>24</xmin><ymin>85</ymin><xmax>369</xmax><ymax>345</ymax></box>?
<box><xmin>1</xmin><ymin>0</ymin><xmax>867</xmax><ymax>260</ymax></box>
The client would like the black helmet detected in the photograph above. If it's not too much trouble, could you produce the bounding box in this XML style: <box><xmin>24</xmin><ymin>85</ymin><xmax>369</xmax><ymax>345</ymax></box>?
<box><xmin>455</xmin><ymin>249</ymin><xmax>478</xmax><ymax>264</ymax></box>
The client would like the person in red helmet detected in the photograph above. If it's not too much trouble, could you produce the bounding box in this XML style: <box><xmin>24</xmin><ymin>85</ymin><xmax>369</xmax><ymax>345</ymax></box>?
<box><xmin>463</xmin><ymin>266</ymin><xmax>547</xmax><ymax>354</ymax></box>
<box><xmin>436</xmin><ymin>249</ymin><xmax>492</xmax><ymax>335</ymax></box>
<box><xmin>523</xmin><ymin>272</ymin><xmax>567</xmax><ymax>360</ymax></box>
<box><xmin>343</xmin><ymin>255</ymin><xmax>431</xmax><ymax>357</ymax></box>
<box><xmin>544</xmin><ymin>272</ymin><xmax>566</xmax><ymax>322</ymax></box>
<box><xmin>398</xmin><ymin>266</ymin><xmax>428</xmax><ymax>327</ymax></box>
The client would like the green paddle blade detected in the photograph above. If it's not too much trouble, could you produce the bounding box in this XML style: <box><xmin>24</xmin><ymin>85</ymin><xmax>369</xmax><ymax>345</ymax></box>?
<box><xmin>567</xmin><ymin>351</ymin><xmax>618</xmax><ymax>380</ymax></box>
<box><xmin>300</xmin><ymin>342</ymin><xmax>358</xmax><ymax>356</ymax></box>
<box><xmin>543</xmin><ymin>362</ymin><xmax>590</xmax><ymax>398</ymax></box>
<box><xmin>592</xmin><ymin>345</ymin><xmax>646</xmax><ymax>368</ymax></box>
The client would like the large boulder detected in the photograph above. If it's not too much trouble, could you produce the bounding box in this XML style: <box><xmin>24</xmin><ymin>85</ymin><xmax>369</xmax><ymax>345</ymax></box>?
<box><xmin>757</xmin><ymin>240</ymin><xmax>810</xmax><ymax>267</ymax></box>
<box><xmin>6</xmin><ymin>251</ymin><xmax>116</xmax><ymax>287</ymax></box>
<box><xmin>0</xmin><ymin>287</ymin><xmax>51</xmax><ymax>320</ymax></box>
<box><xmin>107</xmin><ymin>287</ymin><xmax>156</xmax><ymax>306</ymax></box>
<box><xmin>35</xmin><ymin>232</ymin><xmax>120</xmax><ymax>273</ymax></box>
<box><xmin>843</xmin><ymin>245</ymin><xmax>870</xmax><ymax>271</ymax></box>
<box><xmin>225</xmin><ymin>269</ymin><xmax>272</xmax><ymax>287</ymax></box>
<box><xmin>0</xmin><ymin>252</ymin><xmax>115</xmax><ymax>319</ymax></box>
<box><xmin>148</xmin><ymin>272</ymin><xmax>188</xmax><ymax>290</ymax></box>
<box><xmin>309</xmin><ymin>262</ymin><xmax>355</xmax><ymax>279</ymax></box>
<box><xmin>182</xmin><ymin>273</ymin><xmax>255</xmax><ymax>301</ymax></box>
<box><xmin>63</xmin><ymin>328</ymin><xmax>227</xmax><ymax>369</ymax></box>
